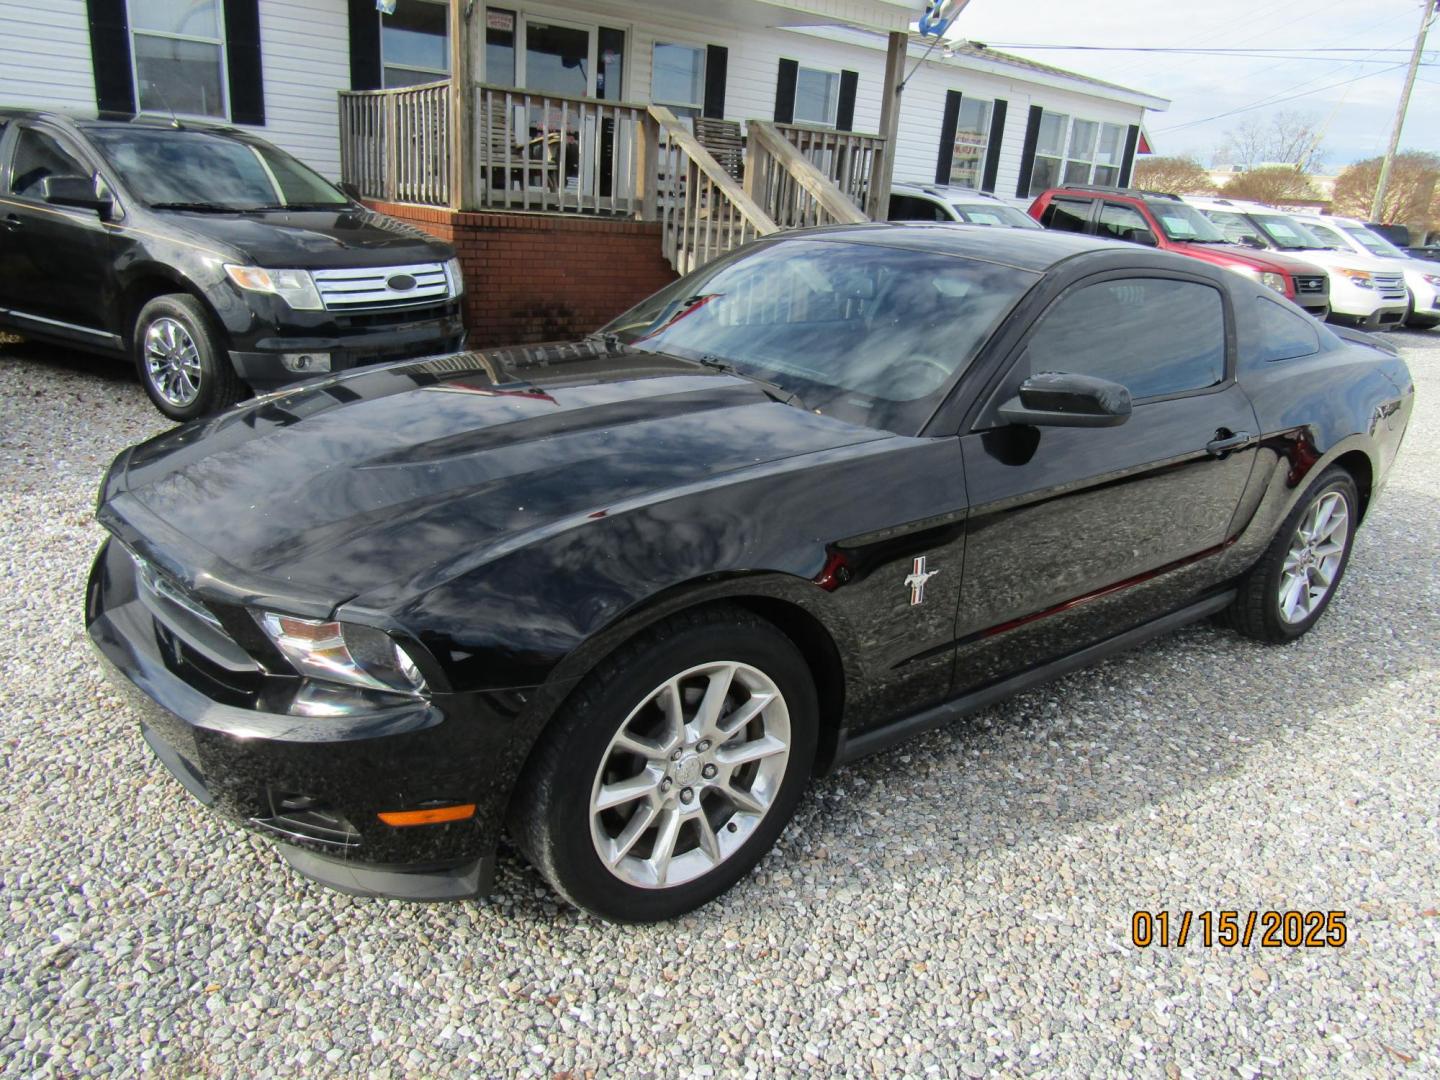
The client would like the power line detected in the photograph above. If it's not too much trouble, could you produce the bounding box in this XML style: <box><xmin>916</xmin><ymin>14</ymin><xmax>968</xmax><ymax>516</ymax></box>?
<box><xmin>984</xmin><ymin>44</ymin><xmax>1431</xmax><ymax>53</ymax></box>
<box><xmin>1154</xmin><ymin>62</ymin><xmax>1410</xmax><ymax>132</ymax></box>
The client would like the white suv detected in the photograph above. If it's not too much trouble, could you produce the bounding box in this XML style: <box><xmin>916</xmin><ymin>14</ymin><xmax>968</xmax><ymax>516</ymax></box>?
<box><xmin>1183</xmin><ymin>196</ymin><xmax>1409</xmax><ymax>330</ymax></box>
<box><xmin>1288</xmin><ymin>213</ymin><xmax>1439</xmax><ymax>330</ymax></box>
<box><xmin>888</xmin><ymin>183</ymin><xmax>1042</xmax><ymax>229</ymax></box>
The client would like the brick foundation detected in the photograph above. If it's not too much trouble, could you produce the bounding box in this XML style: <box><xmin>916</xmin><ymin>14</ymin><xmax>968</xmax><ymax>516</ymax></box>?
<box><xmin>364</xmin><ymin>200</ymin><xmax>677</xmax><ymax>347</ymax></box>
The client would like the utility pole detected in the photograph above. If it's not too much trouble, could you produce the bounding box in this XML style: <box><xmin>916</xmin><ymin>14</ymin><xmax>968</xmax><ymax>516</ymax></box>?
<box><xmin>1370</xmin><ymin>0</ymin><xmax>1436</xmax><ymax>222</ymax></box>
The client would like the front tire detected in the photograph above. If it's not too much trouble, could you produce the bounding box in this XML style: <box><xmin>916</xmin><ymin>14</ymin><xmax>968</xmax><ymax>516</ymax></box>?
<box><xmin>510</xmin><ymin>605</ymin><xmax>818</xmax><ymax>922</ymax></box>
<box><xmin>1222</xmin><ymin>467</ymin><xmax>1358</xmax><ymax>643</ymax></box>
<box><xmin>134</xmin><ymin>294</ymin><xmax>244</xmax><ymax>421</ymax></box>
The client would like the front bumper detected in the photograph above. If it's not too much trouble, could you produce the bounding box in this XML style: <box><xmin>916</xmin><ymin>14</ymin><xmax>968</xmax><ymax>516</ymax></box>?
<box><xmin>85</xmin><ymin>538</ymin><xmax>536</xmax><ymax>901</ymax></box>
<box><xmin>227</xmin><ymin>303</ymin><xmax>466</xmax><ymax>391</ymax></box>
<box><xmin>1327</xmin><ymin>279</ymin><xmax>1408</xmax><ymax>327</ymax></box>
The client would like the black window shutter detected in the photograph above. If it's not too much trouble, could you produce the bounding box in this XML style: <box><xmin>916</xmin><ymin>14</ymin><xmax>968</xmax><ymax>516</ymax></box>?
<box><xmin>703</xmin><ymin>45</ymin><xmax>728</xmax><ymax>118</ymax></box>
<box><xmin>348</xmin><ymin>0</ymin><xmax>383</xmax><ymax>91</ymax></box>
<box><xmin>1015</xmin><ymin>104</ymin><xmax>1043</xmax><ymax>198</ymax></box>
<box><xmin>774</xmin><ymin>59</ymin><xmax>798</xmax><ymax>123</ymax></box>
<box><xmin>1118</xmin><ymin>123</ymin><xmax>1141</xmax><ymax>187</ymax></box>
<box><xmin>836</xmin><ymin>69</ymin><xmax>858</xmax><ymax>131</ymax></box>
<box><xmin>224</xmin><ymin>0</ymin><xmax>265</xmax><ymax>125</ymax></box>
<box><xmin>936</xmin><ymin>90</ymin><xmax>961</xmax><ymax>185</ymax></box>
<box><xmin>981</xmin><ymin>98</ymin><xmax>1007</xmax><ymax>193</ymax></box>
<box><xmin>87</xmin><ymin>0</ymin><xmax>135</xmax><ymax>113</ymax></box>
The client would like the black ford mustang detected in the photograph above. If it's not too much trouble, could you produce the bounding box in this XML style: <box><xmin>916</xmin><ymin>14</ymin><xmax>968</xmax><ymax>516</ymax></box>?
<box><xmin>87</xmin><ymin>226</ymin><xmax>1413</xmax><ymax>922</ymax></box>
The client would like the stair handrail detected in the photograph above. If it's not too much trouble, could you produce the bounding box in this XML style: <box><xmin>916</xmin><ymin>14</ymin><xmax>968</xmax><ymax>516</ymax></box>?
<box><xmin>745</xmin><ymin>120</ymin><xmax>869</xmax><ymax>227</ymax></box>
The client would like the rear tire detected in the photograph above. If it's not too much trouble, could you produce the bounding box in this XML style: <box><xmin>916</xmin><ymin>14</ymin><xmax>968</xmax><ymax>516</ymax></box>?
<box><xmin>134</xmin><ymin>294</ymin><xmax>244</xmax><ymax>421</ymax></box>
<box><xmin>1222</xmin><ymin>467</ymin><xmax>1358</xmax><ymax>643</ymax></box>
<box><xmin>509</xmin><ymin>605</ymin><xmax>818</xmax><ymax>922</ymax></box>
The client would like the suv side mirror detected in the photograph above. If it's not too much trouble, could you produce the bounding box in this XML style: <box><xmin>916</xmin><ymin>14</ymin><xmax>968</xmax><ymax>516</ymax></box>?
<box><xmin>42</xmin><ymin>174</ymin><xmax>112</xmax><ymax>217</ymax></box>
<box><xmin>997</xmin><ymin>371</ymin><xmax>1132</xmax><ymax>428</ymax></box>
<box><xmin>1130</xmin><ymin>227</ymin><xmax>1158</xmax><ymax>247</ymax></box>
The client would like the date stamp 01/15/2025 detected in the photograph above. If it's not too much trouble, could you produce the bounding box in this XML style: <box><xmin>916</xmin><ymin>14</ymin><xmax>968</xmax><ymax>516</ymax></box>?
<box><xmin>1131</xmin><ymin>910</ymin><xmax>1348</xmax><ymax>949</ymax></box>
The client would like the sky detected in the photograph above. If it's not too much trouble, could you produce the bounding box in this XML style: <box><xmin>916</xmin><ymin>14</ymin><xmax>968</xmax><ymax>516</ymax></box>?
<box><xmin>942</xmin><ymin>0</ymin><xmax>1439</xmax><ymax>172</ymax></box>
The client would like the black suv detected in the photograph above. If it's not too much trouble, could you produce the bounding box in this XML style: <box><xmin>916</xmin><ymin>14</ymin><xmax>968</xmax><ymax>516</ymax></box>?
<box><xmin>0</xmin><ymin>110</ymin><xmax>465</xmax><ymax>419</ymax></box>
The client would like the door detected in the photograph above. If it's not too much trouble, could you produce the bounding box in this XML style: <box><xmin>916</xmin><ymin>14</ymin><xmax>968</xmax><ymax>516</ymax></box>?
<box><xmin>954</xmin><ymin>271</ymin><xmax>1258</xmax><ymax>690</ymax></box>
<box><xmin>519</xmin><ymin>18</ymin><xmax>609</xmax><ymax>199</ymax></box>
<box><xmin>1</xmin><ymin>124</ymin><xmax>116</xmax><ymax>343</ymax></box>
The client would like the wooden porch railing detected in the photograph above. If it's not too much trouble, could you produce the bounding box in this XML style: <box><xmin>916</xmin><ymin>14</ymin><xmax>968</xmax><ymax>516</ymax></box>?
<box><xmin>473</xmin><ymin>84</ymin><xmax>649</xmax><ymax>215</ymax></box>
<box><xmin>773</xmin><ymin>122</ymin><xmax>886</xmax><ymax>219</ymax></box>
<box><xmin>339</xmin><ymin>82</ymin><xmax>450</xmax><ymax>207</ymax></box>
<box><xmin>645</xmin><ymin>106</ymin><xmax>778</xmax><ymax>275</ymax></box>
<box><xmin>744</xmin><ymin>121</ymin><xmax>869</xmax><ymax>230</ymax></box>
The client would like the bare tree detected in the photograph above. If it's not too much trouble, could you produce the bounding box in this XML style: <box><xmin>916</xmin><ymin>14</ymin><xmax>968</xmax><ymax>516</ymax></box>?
<box><xmin>1332</xmin><ymin>152</ymin><xmax>1439</xmax><ymax>227</ymax></box>
<box><xmin>1215</xmin><ymin>112</ymin><xmax>1325</xmax><ymax>172</ymax></box>
<box><xmin>1220</xmin><ymin>167</ymin><xmax>1319</xmax><ymax>204</ymax></box>
<box><xmin>1132</xmin><ymin>156</ymin><xmax>1216</xmax><ymax>194</ymax></box>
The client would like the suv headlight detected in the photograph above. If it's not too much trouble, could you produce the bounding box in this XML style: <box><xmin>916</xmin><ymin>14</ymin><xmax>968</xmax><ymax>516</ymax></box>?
<box><xmin>443</xmin><ymin>256</ymin><xmax>464</xmax><ymax>297</ymax></box>
<box><xmin>254</xmin><ymin>612</ymin><xmax>426</xmax><ymax>695</ymax></box>
<box><xmin>1337</xmin><ymin>268</ymin><xmax>1374</xmax><ymax>289</ymax></box>
<box><xmin>1231</xmin><ymin>266</ymin><xmax>1288</xmax><ymax>294</ymax></box>
<box><xmin>225</xmin><ymin>265</ymin><xmax>324</xmax><ymax>310</ymax></box>
<box><xmin>1422</xmin><ymin>273</ymin><xmax>1440</xmax><ymax>287</ymax></box>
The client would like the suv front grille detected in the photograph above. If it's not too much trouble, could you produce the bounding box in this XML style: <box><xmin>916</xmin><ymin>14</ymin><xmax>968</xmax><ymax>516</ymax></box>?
<box><xmin>1372</xmin><ymin>273</ymin><xmax>1406</xmax><ymax>301</ymax></box>
<box><xmin>1294</xmin><ymin>275</ymin><xmax>1327</xmax><ymax>295</ymax></box>
<box><xmin>334</xmin><ymin>299</ymin><xmax>460</xmax><ymax>329</ymax></box>
<box><xmin>311</xmin><ymin>263</ymin><xmax>451</xmax><ymax>311</ymax></box>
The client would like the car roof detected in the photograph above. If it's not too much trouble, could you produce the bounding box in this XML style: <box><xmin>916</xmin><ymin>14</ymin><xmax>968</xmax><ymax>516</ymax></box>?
<box><xmin>0</xmin><ymin>106</ymin><xmax>246</xmax><ymax>138</ymax></box>
<box><xmin>1043</xmin><ymin>186</ymin><xmax>1184</xmax><ymax>205</ymax></box>
<box><xmin>780</xmin><ymin>221</ymin><xmax>1145</xmax><ymax>271</ymax></box>
<box><xmin>1183</xmin><ymin>195</ymin><xmax>1277</xmax><ymax>214</ymax></box>
<box><xmin>892</xmin><ymin>182</ymin><xmax>1008</xmax><ymax>203</ymax></box>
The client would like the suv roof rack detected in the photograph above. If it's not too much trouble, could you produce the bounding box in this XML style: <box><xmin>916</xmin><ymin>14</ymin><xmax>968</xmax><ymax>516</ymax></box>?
<box><xmin>1057</xmin><ymin>185</ymin><xmax>1183</xmax><ymax>201</ymax></box>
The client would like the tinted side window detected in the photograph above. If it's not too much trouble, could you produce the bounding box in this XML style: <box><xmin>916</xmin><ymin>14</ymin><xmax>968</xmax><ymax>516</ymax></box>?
<box><xmin>1027</xmin><ymin>278</ymin><xmax>1226</xmax><ymax>399</ymax></box>
<box><xmin>1096</xmin><ymin>202</ymin><xmax>1152</xmax><ymax>244</ymax></box>
<box><xmin>889</xmin><ymin>194</ymin><xmax>947</xmax><ymax>222</ymax></box>
<box><xmin>9</xmin><ymin>128</ymin><xmax>89</xmax><ymax>199</ymax></box>
<box><xmin>1253</xmin><ymin>298</ymin><xmax>1320</xmax><ymax>362</ymax></box>
<box><xmin>1040</xmin><ymin>197</ymin><xmax>1093</xmax><ymax>233</ymax></box>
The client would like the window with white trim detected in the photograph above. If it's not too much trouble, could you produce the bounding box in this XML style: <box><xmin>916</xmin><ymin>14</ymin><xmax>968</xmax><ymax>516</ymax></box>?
<box><xmin>948</xmin><ymin>97</ymin><xmax>992</xmax><ymax>189</ymax></box>
<box><xmin>128</xmin><ymin>0</ymin><xmax>228</xmax><ymax>119</ymax></box>
<box><xmin>652</xmin><ymin>43</ymin><xmax>705</xmax><ymax>118</ymax></box>
<box><xmin>382</xmin><ymin>0</ymin><xmax>450</xmax><ymax>88</ymax></box>
<box><xmin>1030</xmin><ymin>111</ymin><xmax>1126</xmax><ymax>195</ymax></box>
<box><xmin>794</xmin><ymin>65</ymin><xmax>840</xmax><ymax>127</ymax></box>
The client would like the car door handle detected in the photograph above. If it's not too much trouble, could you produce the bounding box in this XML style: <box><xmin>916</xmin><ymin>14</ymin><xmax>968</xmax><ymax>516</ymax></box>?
<box><xmin>1206</xmin><ymin>430</ymin><xmax>1253</xmax><ymax>457</ymax></box>
<box><xmin>1</xmin><ymin>214</ymin><xmax>21</xmax><ymax>232</ymax></box>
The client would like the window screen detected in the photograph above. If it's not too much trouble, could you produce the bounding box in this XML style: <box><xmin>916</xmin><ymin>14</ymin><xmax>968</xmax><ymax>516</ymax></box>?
<box><xmin>1027</xmin><ymin>278</ymin><xmax>1226</xmax><ymax>399</ymax></box>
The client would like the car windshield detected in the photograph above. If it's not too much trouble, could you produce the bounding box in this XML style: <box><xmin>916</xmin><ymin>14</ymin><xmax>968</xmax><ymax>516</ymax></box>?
<box><xmin>951</xmin><ymin>203</ymin><xmax>1041</xmax><ymax>229</ymax></box>
<box><xmin>84</xmin><ymin>126</ymin><xmax>350</xmax><ymax>211</ymax></box>
<box><xmin>1149</xmin><ymin>203</ymin><xmax>1228</xmax><ymax>243</ymax></box>
<box><xmin>1341</xmin><ymin>224</ymin><xmax>1405</xmax><ymax>258</ymax></box>
<box><xmin>1302</xmin><ymin>221</ymin><xmax>1367</xmax><ymax>254</ymax></box>
<box><xmin>600</xmin><ymin>238</ymin><xmax>1039</xmax><ymax>434</ymax></box>
<box><xmin>1250</xmin><ymin>213</ymin><xmax>1333</xmax><ymax>251</ymax></box>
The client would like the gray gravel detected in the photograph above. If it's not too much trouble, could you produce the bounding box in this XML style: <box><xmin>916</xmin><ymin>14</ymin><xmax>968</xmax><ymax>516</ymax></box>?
<box><xmin>1</xmin><ymin>330</ymin><xmax>1437</xmax><ymax>1078</ymax></box>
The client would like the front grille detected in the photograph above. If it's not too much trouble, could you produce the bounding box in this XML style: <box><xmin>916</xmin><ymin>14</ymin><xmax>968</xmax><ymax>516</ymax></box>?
<box><xmin>251</xmin><ymin>790</ymin><xmax>361</xmax><ymax>849</ymax></box>
<box><xmin>1373</xmin><ymin>273</ymin><xmax>1407</xmax><ymax>301</ymax></box>
<box><xmin>312</xmin><ymin>263</ymin><xmax>452</xmax><ymax>311</ymax></box>
<box><xmin>335</xmin><ymin>299</ymin><xmax>459</xmax><ymax>329</ymax></box>
<box><xmin>133</xmin><ymin>554</ymin><xmax>257</xmax><ymax>674</ymax></box>
<box><xmin>1295</xmin><ymin>275</ymin><xmax>1327</xmax><ymax>295</ymax></box>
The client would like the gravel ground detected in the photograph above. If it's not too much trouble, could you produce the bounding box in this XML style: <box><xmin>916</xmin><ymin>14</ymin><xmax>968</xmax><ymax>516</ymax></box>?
<box><xmin>1</xmin><ymin>330</ymin><xmax>1437</xmax><ymax>1079</ymax></box>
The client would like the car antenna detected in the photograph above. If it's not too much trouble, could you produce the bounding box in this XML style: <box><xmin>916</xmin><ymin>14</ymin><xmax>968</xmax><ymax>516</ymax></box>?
<box><xmin>141</xmin><ymin>80</ymin><xmax>185</xmax><ymax>130</ymax></box>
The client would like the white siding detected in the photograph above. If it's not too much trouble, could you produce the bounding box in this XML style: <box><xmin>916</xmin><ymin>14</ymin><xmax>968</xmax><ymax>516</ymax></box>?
<box><xmin>0</xmin><ymin>0</ymin><xmax>95</xmax><ymax>111</ymax></box>
<box><xmin>250</xmin><ymin>0</ymin><xmax>350</xmax><ymax>178</ymax></box>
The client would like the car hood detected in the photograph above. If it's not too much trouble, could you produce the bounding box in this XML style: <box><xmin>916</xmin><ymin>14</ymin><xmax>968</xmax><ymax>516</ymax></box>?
<box><xmin>1169</xmin><ymin>241</ymin><xmax>1326</xmax><ymax>276</ymax></box>
<box><xmin>102</xmin><ymin>341</ymin><xmax>889</xmax><ymax>604</ymax></box>
<box><xmin>147</xmin><ymin>205</ymin><xmax>454</xmax><ymax>269</ymax></box>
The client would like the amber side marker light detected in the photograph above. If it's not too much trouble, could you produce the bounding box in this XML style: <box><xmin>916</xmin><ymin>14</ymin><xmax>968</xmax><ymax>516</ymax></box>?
<box><xmin>377</xmin><ymin>804</ymin><xmax>476</xmax><ymax>826</ymax></box>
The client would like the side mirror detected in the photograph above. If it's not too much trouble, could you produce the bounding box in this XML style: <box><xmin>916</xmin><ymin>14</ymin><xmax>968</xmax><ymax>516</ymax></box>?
<box><xmin>1130</xmin><ymin>227</ymin><xmax>1158</xmax><ymax>247</ymax></box>
<box><xmin>997</xmin><ymin>371</ymin><xmax>1132</xmax><ymax>428</ymax></box>
<box><xmin>42</xmin><ymin>174</ymin><xmax>111</xmax><ymax>217</ymax></box>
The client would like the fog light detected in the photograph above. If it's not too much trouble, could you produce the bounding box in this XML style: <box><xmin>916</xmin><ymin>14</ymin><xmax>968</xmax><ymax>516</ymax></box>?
<box><xmin>281</xmin><ymin>351</ymin><xmax>331</xmax><ymax>373</ymax></box>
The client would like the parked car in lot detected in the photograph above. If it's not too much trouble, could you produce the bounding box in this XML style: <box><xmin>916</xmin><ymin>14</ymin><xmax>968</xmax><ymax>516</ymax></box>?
<box><xmin>889</xmin><ymin>183</ymin><xmax>1042</xmax><ymax>228</ymax></box>
<box><xmin>1027</xmin><ymin>186</ymin><xmax>1331</xmax><ymax>319</ymax></box>
<box><xmin>1290</xmin><ymin>213</ymin><xmax>1440</xmax><ymax>329</ymax></box>
<box><xmin>1182</xmin><ymin>197</ymin><xmax>1409</xmax><ymax>331</ymax></box>
<box><xmin>87</xmin><ymin>225</ymin><xmax>1412</xmax><ymax>921</ymax></box>
<box><xmin>0</xmin><ymin>109</ymin><xmax>465</xmax><ymax>420</ymax></box>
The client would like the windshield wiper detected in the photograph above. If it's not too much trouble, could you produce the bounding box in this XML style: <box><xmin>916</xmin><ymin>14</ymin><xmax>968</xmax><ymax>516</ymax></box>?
<box><xmin>149</xmin><ymin>201</ymin><xmax>243</xmax><ymax>213</ymax></box>
<box><xmin>696</xmin><ymin>355</ymin><xmax>805</xmax><ymax>410</ymax></box>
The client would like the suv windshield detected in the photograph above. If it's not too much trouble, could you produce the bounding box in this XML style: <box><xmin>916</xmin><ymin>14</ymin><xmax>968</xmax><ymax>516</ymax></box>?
<box><xmin>601</xmin><ymin>238</ymin><xmax>1038</xmax><ymax>434</ymax></box>
<box><xmin>1147</xmin><ymin>202</ymin><xmax>1228</xmax><ymax>243</ymax></box>
<box><xmin>84</xmin><ymin>126</ymin><xmax>349</xmax><ymax>211</ymax></box>
<box><xmin>1249</xmin><ymin>213</ymin><xmax>1334</xmax><ymax>251</ymax></box>
<box><xmin>952</xmin><ymin>203</ymin><xmax>1040</xmax><ymax>229</ymax></box>
<box><xmin>1341</xmin><ymin>224</ymin><xmax>1405</xmax><ymax>258</ymax></box>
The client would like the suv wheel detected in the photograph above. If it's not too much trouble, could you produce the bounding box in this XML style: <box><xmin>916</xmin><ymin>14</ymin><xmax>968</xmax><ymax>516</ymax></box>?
<box><xmin>134</xmin><ymin>295</ymin><xmax>243</xmax><ymax>421</ymax></box>
<box><xmin>510</xmin><ymin>605</ymin><xmax>818</xmax><ymax>922</ymax></box>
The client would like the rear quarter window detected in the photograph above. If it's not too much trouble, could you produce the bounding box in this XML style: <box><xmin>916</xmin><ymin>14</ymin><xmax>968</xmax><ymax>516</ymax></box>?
<box><xmin>1251</xmin><ymin>298</ymin><xmax>1320</xmax><ymax>363</ymax></box>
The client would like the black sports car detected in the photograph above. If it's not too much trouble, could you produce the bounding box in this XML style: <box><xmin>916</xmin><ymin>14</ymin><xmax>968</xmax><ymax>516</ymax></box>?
<box><xmin>87</xmin><ymin>225</ymin><xmax>1413</xmax><ymax>922</ymax></box>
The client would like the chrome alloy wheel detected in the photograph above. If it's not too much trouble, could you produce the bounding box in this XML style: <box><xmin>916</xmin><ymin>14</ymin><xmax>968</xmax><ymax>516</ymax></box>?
<box><xmin>143</xmin><ymin>317</ymin><xmax>203</xmax><ymax>408</ymax></box>
<box><xmin>589</xmin><ymin>661</ymin><xmax>791</xmax><ymax>889</ymax></box>
<box><xmin>1278</xmin><ymin>490</ymin><xmax>1350</xmax><ymax>624</ymax></box>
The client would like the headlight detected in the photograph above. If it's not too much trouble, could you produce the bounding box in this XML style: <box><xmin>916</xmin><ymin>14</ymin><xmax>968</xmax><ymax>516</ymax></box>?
<box><xmin>1337</xmin><ymin>268</ymin><xmax>1374</xmax><ymax>288</ymax></box>
<box><xmin>1423</xmin><ymin>273</ymin><xmax>1440</xmax><ymax>287</ymax></box>
<box><xmin>443</xmin><ymin>256</ymin><xmax>464</xmax><ymax>296</ymax></box>
<box><xmin>1258</xmin><ymin>272</ymin><xmax>1286</xmax><ymax>294</ymax></box>
<box><xmin>254</xmin><ymin>612</ymin><xmax>426</xmax><ymax>695</ymax></box>
<box><xmin>224</xmin><ymin>265</ymin><xmax>324</xmax><ymax>310</ymax></box>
